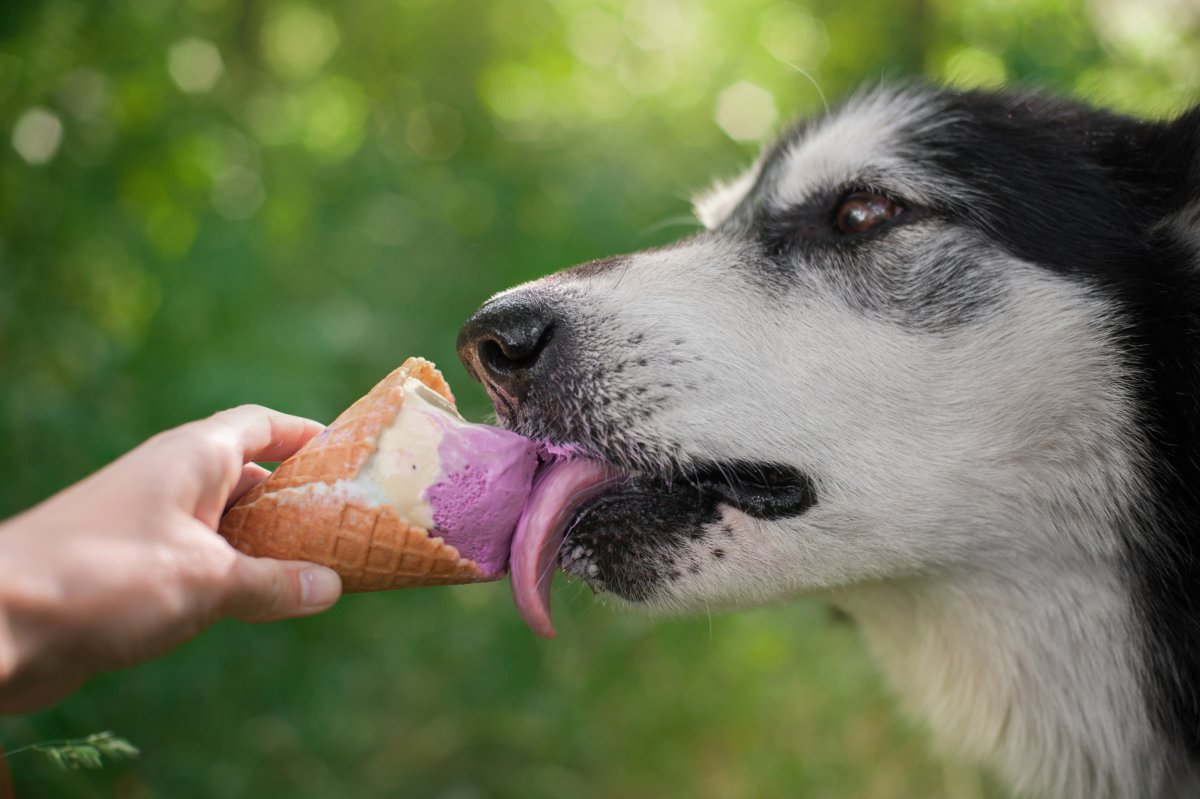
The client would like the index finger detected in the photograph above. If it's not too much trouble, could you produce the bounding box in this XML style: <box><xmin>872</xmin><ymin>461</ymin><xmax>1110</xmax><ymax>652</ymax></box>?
<box><xmin>207</xmin><ymin>404</ymin><xmax>326</xmax><ymax>464</ymax></box>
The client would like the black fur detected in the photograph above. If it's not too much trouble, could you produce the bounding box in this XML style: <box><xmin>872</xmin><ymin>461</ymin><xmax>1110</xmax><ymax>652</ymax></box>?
<box><xmin>561</xmin><ymin>460</ymin><xmax>816</xmax><ymax>599</ymax></box>
<box><xmin>908</xmin><ymin>90</ymin><xmax>1200</xmax><ymax>761</ymax></box>
<box><xmin>756</xmin><ymin>88</ymin><xmax>1200</xmax><ymax>767</ymax></box>
<box><xmin>762</xmin><ymin>89</ymin><xmax>1200</xmax><ymax>761</ymax></box>
<box><xmin>560</xmin><ymin>477</ymin><xmax>721</xmax><ymax>600</ymax></box>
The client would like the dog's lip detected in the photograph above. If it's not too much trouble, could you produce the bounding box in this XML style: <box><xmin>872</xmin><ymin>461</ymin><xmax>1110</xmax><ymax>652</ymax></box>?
<box><xmin>509</xmin><ymin>452</ymin><xmax>623</xmax><ymax>638</ymax></box>
<box><xmin>508</xmin><ymin>444</ymin><xmax>817</xmax><ymax>637</ymax></box>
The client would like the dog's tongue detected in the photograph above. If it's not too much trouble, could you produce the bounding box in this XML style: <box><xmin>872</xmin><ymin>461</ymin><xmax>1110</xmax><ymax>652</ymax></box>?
<box><xmin>510</xmin><ymin>457</ymin><xmax>620</xmax><ymax>638</ymax></box>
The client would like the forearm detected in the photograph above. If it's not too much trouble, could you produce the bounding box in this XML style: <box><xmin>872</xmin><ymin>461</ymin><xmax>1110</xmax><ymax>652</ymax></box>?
<box><xmin>0</xmin><ymin>594</ymin><xmax>44</xmax><ymax>715</ymax></box>
<box><xmin>0</xmin><ymin>511</ymin><xmax>86</xmax><ymax>714</ymax></box>
<box><xmin>0</xmin><ymin>590</ymin><xmax>14</xmax><ymax>708</ymax></box>
<box><xmin>0</xmin><ymin>514</ymin><xmax>29</xmax><ymax>709</ymax></box>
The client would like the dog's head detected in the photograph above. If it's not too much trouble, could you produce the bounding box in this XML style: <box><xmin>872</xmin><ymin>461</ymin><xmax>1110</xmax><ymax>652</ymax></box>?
<box><xmin>457</xmin><ymin>85</ymin><xmax>1198</xmax><ymax>620</ymax></box>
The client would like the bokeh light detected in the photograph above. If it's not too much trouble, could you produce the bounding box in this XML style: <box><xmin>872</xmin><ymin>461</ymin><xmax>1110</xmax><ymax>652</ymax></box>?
<box><xmin>11</xmin><ymin>107</ymin><xmax>63</xmax><ymax>164</ymax></box>
<box><xmin>715</xmin><ymin>80</ymin><xmax>779</xmax><ymax>142</ymax></box>
<box><xmin>262</xmin><ymin>4</ymin><xmax>341</xmax><ymax>79</ymax></box>
<box><xmin>167</xmin><ymin>38</ymin><xmax>224</xmax><ymax>94</ymax></box>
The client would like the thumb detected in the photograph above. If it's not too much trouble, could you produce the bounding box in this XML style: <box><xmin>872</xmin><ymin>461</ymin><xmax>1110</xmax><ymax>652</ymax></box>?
<box><xmin>221</xmin><ymin>556</ymin><xmax>343</xmax><ymax>622</ymax></box>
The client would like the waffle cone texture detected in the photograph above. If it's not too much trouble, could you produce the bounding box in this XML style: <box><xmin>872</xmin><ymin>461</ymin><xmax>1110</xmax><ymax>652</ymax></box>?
<box><xmin>219</xmin><ymin>358</ymin><xmax>493</xmax><ymax>591</ymax></box>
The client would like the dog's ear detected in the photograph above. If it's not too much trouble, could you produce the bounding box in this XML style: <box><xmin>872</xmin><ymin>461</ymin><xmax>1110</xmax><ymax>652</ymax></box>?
<box><xmin>1097</xmin><ymin>104</ymin><xmax>1200</xmax><ymax>229</ymax></box>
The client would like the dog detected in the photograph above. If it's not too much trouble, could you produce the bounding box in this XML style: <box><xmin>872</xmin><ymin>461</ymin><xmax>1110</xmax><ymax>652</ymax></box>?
<box><xmin>456</xmin><ymin>84</ymin><xmax>1200</xmax><ymax>799</ymax></box>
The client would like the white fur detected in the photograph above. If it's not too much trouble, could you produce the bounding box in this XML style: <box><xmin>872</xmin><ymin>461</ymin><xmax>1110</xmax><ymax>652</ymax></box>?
<box><xmin>771</xmin><ymin>90</ymin><xmax>965</xmax><ymax>211</ymax></box>
<box><xmin>688</xmin><ymin>92</ymin><xmax>969</xmax><ymax>230</ymax></box>
<box><xmin>691</xmin><ymin>166</ymin><xmax>759</xmax><ymax>229</ymax></box>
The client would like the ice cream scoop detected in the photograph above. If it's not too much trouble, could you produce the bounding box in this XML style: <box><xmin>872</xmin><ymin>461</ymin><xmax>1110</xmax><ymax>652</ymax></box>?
<box><xmin>219</xmin><ymin>357</ymin><xmax>538</xmax><ymax>590</ymax></box>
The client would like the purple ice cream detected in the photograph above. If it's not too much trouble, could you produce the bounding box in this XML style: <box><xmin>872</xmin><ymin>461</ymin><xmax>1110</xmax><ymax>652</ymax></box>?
<box><xmin>426</xmin><ymin>421</ymin><xmax>538</xmax><ymax>576</ymax></box>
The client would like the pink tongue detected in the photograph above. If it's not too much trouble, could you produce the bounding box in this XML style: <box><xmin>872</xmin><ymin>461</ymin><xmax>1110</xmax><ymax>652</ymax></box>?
<box><xmin>510</xmin><ymin>458</ymin><xmax>620</xmax><ymax>638</ymax></box>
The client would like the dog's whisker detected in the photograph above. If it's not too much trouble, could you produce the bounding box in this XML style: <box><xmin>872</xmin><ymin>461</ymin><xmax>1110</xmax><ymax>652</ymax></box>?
<box><xmin>576</xmin><ymin>593</ymin><xmax>605</xmax><ymax>618</ymax></box>
<box><xmin>637</xmin><ymin>215</ymin><xmax>704</xmax><ymax>240</ymax></box>
<box><xmin>703</xmin><ymin>598</ymin><xmax>714</xmax><ymax>648</ymax></box>
<box><xmin>535</xmin><ymin>533</ymin><xmax>576</xmax><ymax>594</ymax></box>
<box><xmin>783</xmin><ymin>60</ymin><xmax>829</xmax><ymax>117</ymax></box>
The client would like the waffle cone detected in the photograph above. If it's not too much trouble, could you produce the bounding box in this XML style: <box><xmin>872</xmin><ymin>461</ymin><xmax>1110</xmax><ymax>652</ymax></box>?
<box><xmin>219</xmin><ymin>357</ymin><xmax>492</xmax><ymax>591</ymax></box>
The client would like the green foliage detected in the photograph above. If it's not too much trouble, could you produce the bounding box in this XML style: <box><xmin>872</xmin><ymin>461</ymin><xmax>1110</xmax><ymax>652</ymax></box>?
<box><xmin>7</xmin><ymin>732</ymin><xmax>140</xmax><ymax>772</ymax></box>
<box><xmin>0</xmin><ymin>0</ymin><xmax>1195</xmax><ymax>796</ymax></box>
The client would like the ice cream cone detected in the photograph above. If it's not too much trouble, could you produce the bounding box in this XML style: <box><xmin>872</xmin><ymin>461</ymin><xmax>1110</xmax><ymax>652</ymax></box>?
<box><xmin>219</xmin><ymin>357</ymin><xmax>493</xmax><ymax>591</ymax></box>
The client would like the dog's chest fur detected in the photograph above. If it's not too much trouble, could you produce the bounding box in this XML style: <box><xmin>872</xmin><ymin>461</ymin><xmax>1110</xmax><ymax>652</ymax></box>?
<box><xmin>838</xmin><ymin>569</ymin><xmax>1198</xmax><ymax>798</ymax></box>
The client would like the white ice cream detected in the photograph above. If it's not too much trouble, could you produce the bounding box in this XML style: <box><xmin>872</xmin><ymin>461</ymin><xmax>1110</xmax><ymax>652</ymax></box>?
<box><xmin>361</xmin><ymin>377</ymin><xmax>470</xmax><ymax>528</ymax></box>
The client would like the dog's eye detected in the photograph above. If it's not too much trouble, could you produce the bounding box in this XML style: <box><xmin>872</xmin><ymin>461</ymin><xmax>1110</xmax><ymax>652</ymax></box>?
<box><xmin>834</xmin><ymin>192</ymin><xmax>903</xmax><ymax>234</ymax></box>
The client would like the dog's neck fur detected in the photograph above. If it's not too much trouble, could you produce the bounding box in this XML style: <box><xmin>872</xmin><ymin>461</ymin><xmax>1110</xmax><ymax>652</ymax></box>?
<box><xmin>835</xmin><ymin>562</ymin><xmax>1199</xmax><ymax>799</ymax></box>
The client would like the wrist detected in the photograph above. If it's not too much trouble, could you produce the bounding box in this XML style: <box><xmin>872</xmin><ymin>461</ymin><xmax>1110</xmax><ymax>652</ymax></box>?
<box><xmin>0</xmin><ymin>522</ymin><xmax>23</xmax><ymax>704</ymax></box>
<box><xmin>0</xmin><ymin>512</ymin><xmax>70</xmax><ymax>712</ymax></box>
<box><xmin>0</xmin><ymin>606</ymin><xmax>12</xmax><ymax>691</ymax></box>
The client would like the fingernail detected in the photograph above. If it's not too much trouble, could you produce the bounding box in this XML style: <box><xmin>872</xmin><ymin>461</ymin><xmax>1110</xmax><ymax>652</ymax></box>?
<box><xmin>300</xmin><ymin>567</ymin><xmax>342</xmax><ymax>607</ymax></box>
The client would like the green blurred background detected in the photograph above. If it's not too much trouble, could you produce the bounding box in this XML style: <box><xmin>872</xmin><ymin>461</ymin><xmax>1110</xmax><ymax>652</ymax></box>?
<box><xmin>1</xmin><ymin>0</ymin><xmax>1196</xmax><ymax>796</ymax></box>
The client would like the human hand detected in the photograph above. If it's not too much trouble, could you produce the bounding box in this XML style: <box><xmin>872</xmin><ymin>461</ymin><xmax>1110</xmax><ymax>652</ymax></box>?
<box><xmin>0</xmin><ymin>405</ymin><xmax>343</xmax><ymax>713</ymax></box>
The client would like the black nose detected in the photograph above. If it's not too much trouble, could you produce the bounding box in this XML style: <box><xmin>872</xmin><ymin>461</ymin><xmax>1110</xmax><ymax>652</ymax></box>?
<box><xmin>457</xmin><ymin>295</ymin><xmax>556</xmax><ymax>416</ymax></box>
